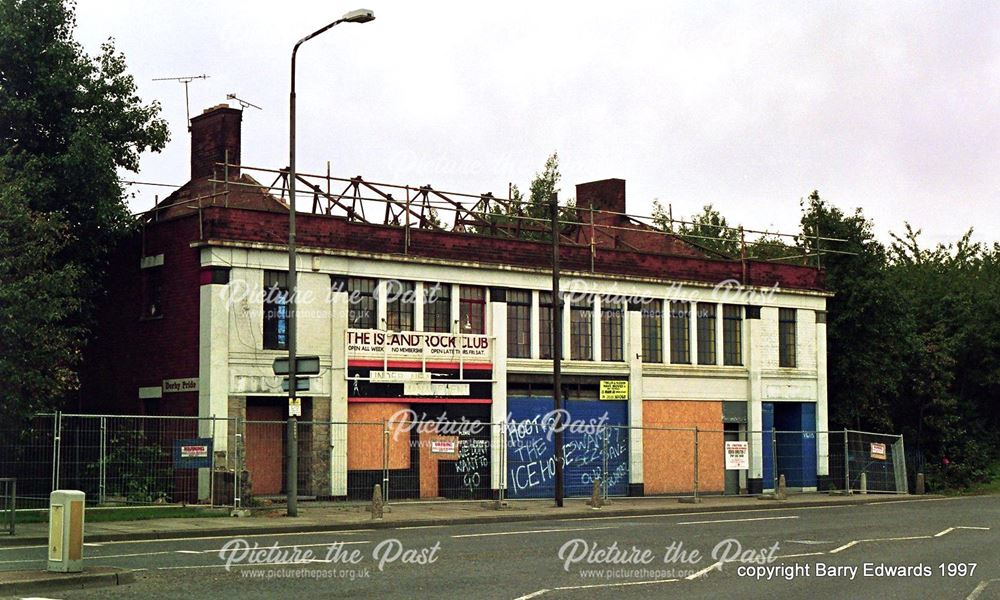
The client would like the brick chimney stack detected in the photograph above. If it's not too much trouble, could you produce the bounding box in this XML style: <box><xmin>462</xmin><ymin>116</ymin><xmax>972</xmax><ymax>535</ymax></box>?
<box><xmin>189</xmin><ymin>104</ymin><xmax>242</xmax><ymax>180</ymax></box>
<box><xmin>575</xmin><ymin>178</ymin><xmax>627</xmax><ymax>217</ymax></box>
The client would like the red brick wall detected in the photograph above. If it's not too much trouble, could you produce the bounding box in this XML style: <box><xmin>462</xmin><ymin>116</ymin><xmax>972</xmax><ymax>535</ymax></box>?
<box><xmin>80</xmin><ymin>215</ymin><xmax>203</xmax><ymax>416</ymax></box>
<box><xmin>200</xmin><ymin>207</ymin><xmax>825</xmax><ymax>291</ymax></box>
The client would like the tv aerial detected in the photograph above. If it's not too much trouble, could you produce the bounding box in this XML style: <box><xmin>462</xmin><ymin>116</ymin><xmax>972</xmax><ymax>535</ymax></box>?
<box><xmin>152</xmin><ymin>74</ymin><xmax>210</xmax><ymax>130</ymax></box>
<box><xmin>227</xmin><ymin>93</ymin><xmax>262</xmax><ymax>111</ymax></box>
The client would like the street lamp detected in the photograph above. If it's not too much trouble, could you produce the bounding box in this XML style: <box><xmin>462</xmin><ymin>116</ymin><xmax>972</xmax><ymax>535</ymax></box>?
<box><xmin>287</xmin><ymin>8</ymin><xmax>375</xmax><ymax>518</ymax></box>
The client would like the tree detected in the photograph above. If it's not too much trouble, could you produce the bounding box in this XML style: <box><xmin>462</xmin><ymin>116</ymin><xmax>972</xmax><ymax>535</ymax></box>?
<box><xmin>0</xmin><ymin>185</ymin><xmax>84</xmax><ymax>420</ymax></box>
<box><xmin>674</xmin><ymin>204</ymin><xmax>741</xmax><ymax>257</ymax></box>
<box><xmin>477</xmin><ymin>151</ymin><xmax>567</xmax><ymax>241</ymax></box>
<box><xmin>0</xmin><ymin>0</ymin><xmax>169</xmax><ymax>414</ymax></box>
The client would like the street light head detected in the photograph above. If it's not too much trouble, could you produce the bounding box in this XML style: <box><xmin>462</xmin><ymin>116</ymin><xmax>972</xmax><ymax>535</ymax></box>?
<box><xmin>342</xmin><ymin>8</ymin><xmax>375</xmax><ymax>23</ymax></box>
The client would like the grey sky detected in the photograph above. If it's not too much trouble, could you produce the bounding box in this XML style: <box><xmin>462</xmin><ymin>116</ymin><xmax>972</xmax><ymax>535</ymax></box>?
<box><xmin>75</xmin><ymin>1</ymin><xmax>1000</xmax><ymax>244</ymax></box>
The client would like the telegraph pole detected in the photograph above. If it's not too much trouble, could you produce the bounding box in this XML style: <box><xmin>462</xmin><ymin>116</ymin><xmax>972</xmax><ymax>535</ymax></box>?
<box><xmin>551</xmin><ymin>192</ymin><xmax>564</xmax><ymax>507</ymax></box>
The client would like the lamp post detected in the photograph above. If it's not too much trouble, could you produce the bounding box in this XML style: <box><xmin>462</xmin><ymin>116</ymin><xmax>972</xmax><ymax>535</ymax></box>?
<box><xmin>287</xmin><ymin>8</ymin><xmax>375</xmax><ymax>518</ymax></box>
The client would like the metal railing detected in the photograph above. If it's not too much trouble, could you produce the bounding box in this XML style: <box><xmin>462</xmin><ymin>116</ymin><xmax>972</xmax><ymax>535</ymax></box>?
<box><xmin>0</xmin><ymin>478</ymin><xmax>14</xmax><ymax>535</ymax></box>
<box><xmin>0</xmin><ymin>413</ymin><xmax>908</xmax><ymax>512</ymax></box>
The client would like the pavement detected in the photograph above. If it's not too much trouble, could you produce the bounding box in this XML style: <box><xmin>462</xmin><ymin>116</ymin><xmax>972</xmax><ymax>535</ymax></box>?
<box><xmin>0</xmin><ymin>492</ymin><xmax>922</xmax><ymax>596</ymax></box>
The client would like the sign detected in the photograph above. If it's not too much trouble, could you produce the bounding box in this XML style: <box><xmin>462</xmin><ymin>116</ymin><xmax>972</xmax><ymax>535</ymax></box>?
<box><xmin>289</xmin><ymin>397</ymin><xmax>302</xmax><ymax>417</ymax></box>
<box><xmin>403</xmin><ymin>382</ymin><xmax>470</xmax><ymax>396</ymax></box>
<box><xmin>725</xmin><ymin>441</ymin><xmax>749</xmax><ymax>470</ymax></box>
<box><xmin>599</xmin><ymin>380</ymin><xmax>629</xmax><ymax>400</ymax></box>
<box><xmin>273</xmin><ymin>355</ymin><xmax>321</xmax><ymax>376</ymax></box>
<box><xmin>174</xmin><ymin>438</ymin><xmax>213</xmax><ymax>468</ymax></box>
<box><xmin>870</xmin><ymin>442</ymin><xmax>887</xmax><ymax>460</ymax></box>
<box><xmin>162</xmin><ymin>378</ymin><xmax>198</xmax><ymax>393</ymax></box>
<box><xmin>430</xmin><ymin>440</ymin><xmax>457</xmax><ymax>454</ymax></box>
<box><xmin>281</xmin><ymin>377</ymin><xmax>311</xmax><ymax>392</ymax></box>
<box><xmin>347</xmin><ymin>330</ymin><xmax>491</xmax><ymax>361</ymax></box>
<box><xmin>370</xmin><ymin>371</ymin><xmax>432</xmax><ymax>383</ymax></box>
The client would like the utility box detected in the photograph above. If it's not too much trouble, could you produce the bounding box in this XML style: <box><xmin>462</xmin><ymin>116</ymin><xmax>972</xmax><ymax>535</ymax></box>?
<box><xmin>48</xmin><ymin>490</ymin><xmax>85</xmax><ymax>573</ymax></box>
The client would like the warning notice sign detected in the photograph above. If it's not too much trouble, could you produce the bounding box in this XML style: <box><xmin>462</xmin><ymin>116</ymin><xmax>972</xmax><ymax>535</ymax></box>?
<box><xmin>725</xmin><ymin>441</ymin><xmax>749</xmax><ymax>470</ymax></box>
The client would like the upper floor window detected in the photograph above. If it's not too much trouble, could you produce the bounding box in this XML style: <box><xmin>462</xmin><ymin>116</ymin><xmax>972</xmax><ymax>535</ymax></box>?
<box><xmin>348</xmin><ymin>277</ymin><xmax>378</xmax><ymax>329</ymax></box>
<box><xmin>641</xmin><ymin>299</ymin><xmax>663</xmax><ymax>363</ymax></box>
<box><xmin>697</xmin><ymin>303</ymin><xmax>717</xmax><ymax>365</ymax></box>
<box><xmin>263</xmin><ymin>270</ymin><xmax>288</xmax><ymax>350</ymax></box>
<box><xmin>507</xmin><ymin>290</ymin><xmax>531</xmax><ymax>358</ymax></box>
<box><xmin>722</xmin><ymin>304</ymin><xmax>743</xmax><ymax>366</ymax></box>
<box><xmin>142</xmin><ymin>267</ymin><xmax>163</xmax><ymax>319</ymax></box>
<box><xmin>779</xmin><ymin>308</ymin><xmax>797</xmax><ymax>367</ymax></box>
<box><xmin>539</xmin><ymin>291</ymin><xmax>555</xmax><ymax>359</ymax></box>
<box><xmin>570</xmin><ymin>295</ymin><xmax>593</xmax><ymax>361</ymax></box>
<box><xmin>601</xmin><ymin>299</ymin><xmax>624</xmax><ymax>362</ymax></box>
<box><xmin>423</xmin><ymin>282</ymin><xmax>451</xmax><ymax>333</ymax></box>
<box><xmin>385</xmin><ymin>280</ymin><xmax>415</xmax><ymax>331</ymax></box>
<box><xmin>669</xmin><ymin>300</ymin><xmax>691</xmax><ymax>364</ymax></box>
<box><xmin>459</xmin><ymin>286</ymin><xmax>486</xmax><ymax>334</ymax></box>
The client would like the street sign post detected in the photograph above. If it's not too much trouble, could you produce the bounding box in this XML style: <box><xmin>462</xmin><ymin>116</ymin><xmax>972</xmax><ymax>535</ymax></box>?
<box><xmin>272</xmin><ymin>355</ymin><xmax>320</xmax><ymax>376</ymax></box>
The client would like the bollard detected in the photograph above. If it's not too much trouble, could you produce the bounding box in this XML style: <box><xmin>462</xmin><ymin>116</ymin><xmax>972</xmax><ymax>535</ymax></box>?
<box><xmin>775</xmin><ymin>474</ymin><xmax>787</xmax><ymax>500</ymax></box>
<box><xmin>48</xmin><ymin>490</ymin><xmax>85</xmax><ymax>573</ymax></box>
<box><xmin>588</xmin><ymin>478</ymin><xmax>603</xmax><ymax>509</ymax></box>
<box><xmin>915</xmin><ymin>472</ymin><xmax>925</xmax><ymax>495</ymax></box>
<box><xmin>859</xmin><ymin>472</ymin><xmax>867</xmax><ymax>495</ymax></box>
<box><xmin>371</xmin><ymin>484</ymin><xmax>384</xmax><ymax>520</ymax></box>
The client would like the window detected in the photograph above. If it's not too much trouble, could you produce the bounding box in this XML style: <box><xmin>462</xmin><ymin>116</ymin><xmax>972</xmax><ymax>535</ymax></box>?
<box><xmin>723</xmin><ymin>305</ymin><xmax>743</xmax><ymax>366</ymax></box>
<box><xmin>601</xmin><ymin>299</ymin><xmax>624</xmax><ymax>362</ymax></box>
<box><xmin>423</xmin><ymin>282</ymin><xmax>451</xmax><ymax>333</ymax></box>
<box><xmin>459</xmin><ymin>286</ymin><xmax>486</xmax><ymax>334</ymax></box>
<box><xmin>641</xmin><ymin>300</ymin><xmax>663</xmax><ymax>363</ymax></box>
<box><xmin>539</xmin><ymin>291</ymin><xmax>555</xmax><ymax>359</ymax></box>
<box><xmin>348</xmin><ymin>277</ymin><xmax>378</xmax><ymax>329</ymax></box>
<box><xmin>507</xmin><ymin>290</ymin><xmax>531</xmax><ymax>358</ymax></box>
<box><xmin>697</xmin><ymin>303</ymin><xmax>717</xmax><ymax>365</ymax></box>
<box><xmin>669</xmin><ymin>301</ymin><xmax>690</xmax><ymax>364</ymax></box>
<box><xmin>570</xmin><ymin>296</ymin><xmax>593</xmax><ymax>361</ymax></box>
<box><xmin>779</xmin><ymin>308</ymin><xmax>797</xmax><ymax>367</ymax></box>
<box><xmin>263</xmin><ymin>270</ymin><xmax>288</xmax><ymax>349</ymax></box>
<box><xmin>142</xmin><ymin>267</ymin><xmax>163</xmax><ymax>319</ymax></box>
<box><xmin>385</xmin><ymin>280</ymin><xmax>415</xmax><ymax>331</ymax></box>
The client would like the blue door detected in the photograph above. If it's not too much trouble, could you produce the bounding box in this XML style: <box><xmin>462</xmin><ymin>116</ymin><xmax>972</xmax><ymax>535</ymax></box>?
<box><xmin>766</xmin><ymin>402</ymin><xmax>817</xmax><ymax>489</ymax></box>
<box><xmin>506</xmin><ymin>397</ymin><xmax>629</xmax><ymax>498</ymax></box>
<box><xmin>762</xmin><ymin>403</ymin><xmax>775</xmax><ymax>488</ymax></box>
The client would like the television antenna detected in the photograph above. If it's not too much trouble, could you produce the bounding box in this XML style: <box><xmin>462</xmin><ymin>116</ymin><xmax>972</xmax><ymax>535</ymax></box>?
<box><xmin>152</xmin><ymin>74</ymin><xmax>210</xmax><ymax>130</ymax></box>
<box><xmin>226</xmin><ymin>93</ymin><xmax>262</xmax><ymax>111</ymax></box>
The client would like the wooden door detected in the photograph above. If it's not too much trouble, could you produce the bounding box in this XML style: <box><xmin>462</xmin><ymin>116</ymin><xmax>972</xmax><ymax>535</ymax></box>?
<box><xmin>246</xmin><ymin>404</ymin><xmax>284</xmax><ymax>495</ymax></box>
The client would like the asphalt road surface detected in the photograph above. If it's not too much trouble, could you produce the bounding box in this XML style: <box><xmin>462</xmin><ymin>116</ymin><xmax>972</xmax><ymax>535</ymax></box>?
<box><xmin>1</xmin><ymin>495</ymin><xmax>997</xmax><ymax>599</ymax></box>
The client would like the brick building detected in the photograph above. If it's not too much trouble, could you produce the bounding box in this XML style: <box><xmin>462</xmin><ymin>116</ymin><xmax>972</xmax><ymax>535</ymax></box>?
<box><xmin>83</xmin><ymin>104</ymin><xmax>831</xmax><ymax>501</ymax></box>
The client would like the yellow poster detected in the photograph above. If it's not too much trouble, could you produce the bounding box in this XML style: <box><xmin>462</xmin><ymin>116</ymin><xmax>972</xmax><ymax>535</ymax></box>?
<box><xmin>600</xmin><ymin>380</ymin><xmax>629</xmax><ymax>400</ymax></box>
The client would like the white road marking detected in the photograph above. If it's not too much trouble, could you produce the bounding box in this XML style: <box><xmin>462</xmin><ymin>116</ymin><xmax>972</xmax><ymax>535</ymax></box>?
<box><xmin>175</xmin><ymin>550</ymin><xmax>202</xmax><ymax>554</ymax></box>
<box><xmin>451</xmin><ymin>526</ymin><xmax>616</xmax><ymax>538</ymax></box>
<box><xmin>935</xmin><ymin>527</ymin><xmax>955</xmax><ymax>537</ymax></box>
<box><xmin>396</xmin><ymin>525</ymin><xmax>446</xmax><ymax>530</ymax></box>
<box><xmin>686</xmin><ymin>560</ymin><xmax>724</xmax><ymax>580</ymax></box>
<box><xmin>785</xmin><ymin>539</ymin><xmax>831</xmax><ymax>545</ymax></box>
<box><xmin>966</xmin><ymin>579</ymin><xmax>1000</xmax><ymax>600</ymax></box>
<box><xmin>775</xmin><ymin>551</ymin><xmax>827</xmax><ymax>559</ymax></box>
<box><xmin>859</xmin><ymin>535</ymin><xmax>932</xmax><ymax>542</ymax></box>
<box><xmin>678</xmin><ymin>515</ymin><xmax>799</xmax><ymax>525</ymax></box>
<box><xmin>512</xmin><ymin>590</ymin><xmax>550</xmax><ymax>600</ymax></box>
<box><xmin>514</xmin><ymin>578</ymin><xmax>681</xmax><ymax>599</ymax></box>
<box><xmin>829</xmin><ymin>541</ymin><xmax>858</xmax><ymax>554</ymax></box>
<box><xmin>555</xmin><ymin>578</ymin><xmax>679</xmax><ymax>590</ymax></box>
<box><xmin>957</xmin><ymin>526</ymin><xmax>991</xmax><ymax>531</ymax></box>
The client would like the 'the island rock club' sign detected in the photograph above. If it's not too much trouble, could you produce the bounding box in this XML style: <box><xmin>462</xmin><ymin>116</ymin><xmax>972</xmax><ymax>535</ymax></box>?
<box><xmin>347</xmin><ymin>330</ymin><xmax>491</xmax><ymax>360</ymax></box>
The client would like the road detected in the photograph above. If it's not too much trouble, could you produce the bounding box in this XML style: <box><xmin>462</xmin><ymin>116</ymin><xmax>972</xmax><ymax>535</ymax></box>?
<box><xmin>1</xmin><ymin>495</ymin><xmax>997</xmax><ymax>599</ymax></box>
